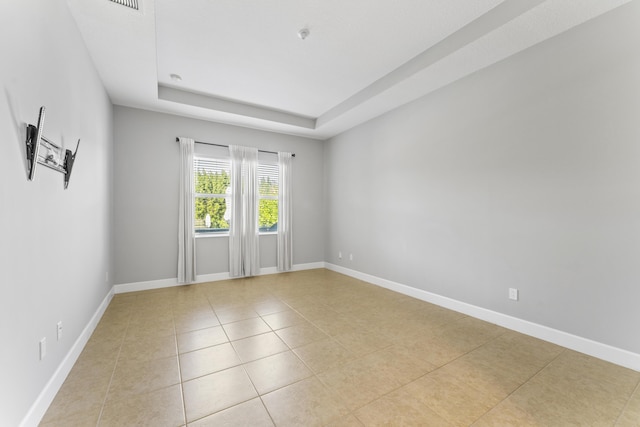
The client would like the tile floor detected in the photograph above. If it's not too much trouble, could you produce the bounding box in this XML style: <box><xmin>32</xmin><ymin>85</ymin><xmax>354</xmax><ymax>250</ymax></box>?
<box><xmin>41</xmin><ymin>269</ymin><xmax>640</xmax><ymax>426</ymax></box>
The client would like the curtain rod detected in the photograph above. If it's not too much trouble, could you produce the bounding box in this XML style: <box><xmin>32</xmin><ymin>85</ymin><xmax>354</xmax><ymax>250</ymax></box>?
<box><xmin>175</xmin><ymin>138</ymin><xmax>295</xmax><ymax>157</ymax></box>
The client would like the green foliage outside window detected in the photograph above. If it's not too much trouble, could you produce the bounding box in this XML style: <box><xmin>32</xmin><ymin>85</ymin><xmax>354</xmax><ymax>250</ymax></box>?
<box><xmin>195</xmin><ymin>169</ymin><xmax>230</xmax><ymax>230</ymax></box>
<box><xmin>194</xmin><ymin>169</ymin><xmax>279</xmax><ymax>232</ymax></box>
<box><xmin>259</xmin><ymin>176</ymin><xmax>278</xmax><ymax>230</ymax></box>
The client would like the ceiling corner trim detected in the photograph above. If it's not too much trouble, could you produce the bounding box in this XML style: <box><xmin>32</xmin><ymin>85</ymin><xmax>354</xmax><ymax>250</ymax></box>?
<box><xmin>157</xmin><ymin>85</ymin><xmax>317</xmax><ymax>130</ymax></box>
<box><xmin>316</xmin><ymin>0</ymin><xmax>547</xmax><ymax>128</ymax></box>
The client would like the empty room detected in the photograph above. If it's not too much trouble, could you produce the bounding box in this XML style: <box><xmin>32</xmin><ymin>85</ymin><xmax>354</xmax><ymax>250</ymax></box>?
<box><xmin>2</xmin><ymin>0</ymin><xmax>640</xmax><ymax>426</ymax></box>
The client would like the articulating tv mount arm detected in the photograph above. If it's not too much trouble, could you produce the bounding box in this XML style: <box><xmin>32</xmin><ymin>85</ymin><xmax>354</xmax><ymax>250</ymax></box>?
<box><xmin>25</xmin><ymin>106</ymin><xmax>80</xmax><ymax>189</ymax></box>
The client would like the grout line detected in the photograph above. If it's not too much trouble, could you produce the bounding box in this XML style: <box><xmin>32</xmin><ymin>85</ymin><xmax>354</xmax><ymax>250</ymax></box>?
<box><xmin>95</xmin><ymin>300</ymin><xmax>133</xmax><ymax>427</ymax></box>
<box><xmin>172</xmin><ymin>309</ymin><xmax>188</xmax><ymax>427</ymax></box>
<box><xmin>613</xmin><ymin>374</ymin><xmax>640</xmax><ymax>426</ymax></box>
<box><xmin>469</xmin><ymin>347</ymin><xmax>568</xmax><ymax>425</ymax></box>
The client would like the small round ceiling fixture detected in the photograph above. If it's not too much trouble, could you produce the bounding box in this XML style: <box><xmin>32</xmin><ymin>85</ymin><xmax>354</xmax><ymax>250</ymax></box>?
<box><xmin>297</xmin><ymin>28</ymin><xmax>309</xmax><ymax>40</ymax></box>
<box><xmin>170</xmin><ymin>73</ymin><xmax>182</xmax><ymax>82</ymax></box>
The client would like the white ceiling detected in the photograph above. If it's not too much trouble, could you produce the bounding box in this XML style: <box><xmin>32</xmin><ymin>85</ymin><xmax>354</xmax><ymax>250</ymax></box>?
<box><xmin>66</xmin><ymin>0</ymin><xmax>629</xmax><ymax>140</ymax></box>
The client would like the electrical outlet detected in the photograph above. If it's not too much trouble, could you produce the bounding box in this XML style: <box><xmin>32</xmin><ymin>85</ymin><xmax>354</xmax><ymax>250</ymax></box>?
<box><xmin>509</xmin><ymin>288</ymin><xmax>519</xmax><ymax>301</ymax></box>
<box><xmin>39</xmin><ymin>338</ymin><xmax>47</xmax><ymax>360</ymax></box>
<box><xmin>349</xmin><ymin>253</ymin><xmax>353</xmax><ymax>261</ymax></box>
<box><xmin>105</xmin><ymin>271</ymin><xmax>109</xmax><ymax>283</ymax></box>
<box><xmin>338</xmin><ymin>251</ymin><xmax>342</xmax><ymax>259</ymax></box>
<box><xmin>57</xmin><ymin>321</ymin><xmax>63</xmax><ymax>341</ymax></box>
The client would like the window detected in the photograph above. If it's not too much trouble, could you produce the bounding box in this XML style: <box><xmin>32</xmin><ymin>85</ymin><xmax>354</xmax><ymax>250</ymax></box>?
<box><xmin>193</xmin><ymin>156</ymin><xmax>279</xmax><ymax>235</ymax></box>
<box><xmin>194</xmin><ymin>157</ymin><xmax>231</xmax><ymax>234</ymax></box>
<box><xmin>258</xmin><ymin>162</ymin><xmax>278</xmax><ymax>233</ymax></box>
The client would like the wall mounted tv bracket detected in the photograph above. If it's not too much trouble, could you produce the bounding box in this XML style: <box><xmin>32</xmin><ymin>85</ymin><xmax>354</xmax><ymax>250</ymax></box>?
<box><xmin>25</xmin><ymin>106</ymin><xmax>80</xmax><ymax>189</ymax></box>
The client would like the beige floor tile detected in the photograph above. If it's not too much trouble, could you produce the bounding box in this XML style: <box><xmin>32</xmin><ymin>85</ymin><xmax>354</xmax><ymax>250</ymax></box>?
<box><xmin>324</xmin><ymin>415</ymin><xmax>365</xmax><ymax>427</ymax></box>
<box><xmin>432</xmin><ymin>317</ymin><xmax>507</xmax><ymax>354</ymax></box>
<box><xmin>244</xmin><ymin>351</ymin><xmax>313</xmax><ymax>394</ymax></box>
<box><xmin>493</xmin><ymin>379</ymin><xmax>603</xmax><ymax>425</ymax></box>
<box><xmin>310</xmin><ymin>315</ymin><xmax>362</xmax><ymax>337</ymax></box>
<box><xmin>232</xmin><ymin>332</ymin><xmax>289</xmax><ymax>363</ymax></box>
<box><xmin>355</xmin><ymin>386</ymin><xmax>453</xmax><ymax>427</ymax></box>
<box><xmin>79</xmin><ymin>333</ymin><xmax>123</xmax><ymax>361</ymax></box>
<box><xmin>208</xmin><ymin>296</ymin><xmax>256</xmax><ymax>311</ymax></box>
<box><xmin>317</xmin><ymin>353</ymin><xmax>407</xmax><ymax>411</ymax></box>
<box><xmin>502</xmin><ymin>351</ymin><xmax>640</xmax><ymax>425</ymax></box>
<box><xmin>223</xmin><ymin>317</ymin><xmax>271</xmax><ymax>341</ymax></box>
<box><xmin>177</xmin><ymin>325</ymin><xmax>229</xmax><ymax>353</ymax></box>
<box><xmin>253</xmin><ymin>299</ymin><xmax>291</xmax><ymax>316</ymax></box>
<box><xmin>617</xmin><ymin>382</ymin><xmax>640</xmax><ymax>426</ymax></box>
<box><xmin>172</xmin><ymin>303</ymin><xmax>214</xmax><ymax>317</ymax></box>
<box><xmin>293</xmin><ymin>339</ymin><xmax>356</xmax><ymax>373</ymax></box>
<box><xmin>462</xmin><ymin>334</ymin><xmax>561</xmax><ymax>384</ymax></box>
<box><xmin>129</xmin><ymin>305</ymin><xmax>174</xmax><ymax>320</ymax></box>
<box><xmin>39</xmin><ymin>407</ymin><xmax>101</xmax><ymax>427</ymax></box>
<box><xmin>67</xmin><ymin>349</ymin><xmax>118</xmax><ymax>381</ymax></box>
<box><xmin>485</xmin><ymin>330</ymin><xmax>564</xmax><ymax>366</ymax></box>
<box><xmin>291</xmin><ymin>303</ymin><xmax>338</xmax><ymax>320</ymax></box>
<box><xmin>182</xmin><ymin>366</ymin><xmax>258</xmax><ymax>422</ymax></box>
<box><xmin>404</xmin><ymin>371</ymin><xmax>497</xmax><ymax>426</ymax></box>
<box><xmin>471</xmin><ymin>398</ymin><xmax>549</xmax><ymax>427</ymax></box>
<box><xmin>174</xmin><ymin>311</ymin><xmax>220</xmax><ymax>333</ymax></box>
<box><xmin>434</xmin><ymin>355</ymin><xmax>530</xmax><ymax>403</ymax></box>
<box><xmin>99</xmin><ymin>384</ymin><xmax>184</xmax><ymax>426</ymax></box>
<box><xmin>90</xmin><ymin>318</ymin><xmax>129</xmax><ymax>340</ymax></box>
<box><xmin>390</xmin><ymin>344</ymin><xmax>439</xmax><ymax>375</ymax></box>
<box><xmin>407</xmin><ymin>305</ymin><xmax>467</xmax><ymax>328</ymax></box>
<box><xmin>119</xmin><ymin>334</ymin><xmax>178</xmax><ymax>362</ymax></box>
<box><xmin>107</xmin><ymin>356</ymin><xmax>180</xmax><ymax>399</ymax></box>
<box><xmin>215</xmin><ymin>305</ymin><xmax>259</xmax><ymax>324</ymax></box>
<box><xmin>363</xmin><ymin>346</ymin><xmax>433</xmax><ymax>386</ymax></box>
<box><xmin>261</xmin><ymin>377</ymin><xmax>349</xmax><ymax>426</ymax></box>
<box><xmin>332</xmin><ymin>329</ymin><xmax>393</xmax><ymax>357</ymax></box>
<box><xmin>41</xmin><ymin>398</ymin><xmax>103</xmax><ymax>426</ymax></box>
<box><xmin>179</xmin><ymin>342</ymin><xmax>242</xmax><ymax>380</ymax></box>
<box><xmin>399</xmin><ymin>329</ymin><xmax>479</xmax><ymax>368</ymax></box>
<box><xmin>275</xmin><ymin>321</ymin><xmax>329</xmax><ymax>348</ymax></box>
<box><xmin>125</xmin><ymin>316</ymin><xmax>175</xmax><ymax>340</ymax></box>
<box><xmin>261</xmin><ymin>309</ymin><xmax>306</xmax><ymax>330</ymax></box>
<box><xmin>188</xmin><ymin>398</ymin><xmax>274</xmax><ymax>426</ymax></box>
<box><xmin>547</xmin><ymin>350</ymin><xmax>640</xmax><ymax>395</ymax></box>
<box><xmin>40</xmin><ymin>371</ymin><xmax>111</xmax><ymax>424</ymax></box>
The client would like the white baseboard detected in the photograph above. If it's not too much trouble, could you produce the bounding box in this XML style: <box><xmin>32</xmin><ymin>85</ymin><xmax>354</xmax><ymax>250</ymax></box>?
<box><xmin>326</xmin><ymin>263</ymin><xmax>640</xmax><ymax>372</ymax></box>
<box><xmin>114</xmin><ymin>262</ymin><xmax>327</xmax><ymax>294</ymax></box>
<box><xmin>20</xmin><ymin>288</ymin><xmax>115</xmax><ymax>427</ymax></box>
<box><xmin>292</xmin><ymin>261</ymin><xmax>326</xmax><ymax>271</ymax></box>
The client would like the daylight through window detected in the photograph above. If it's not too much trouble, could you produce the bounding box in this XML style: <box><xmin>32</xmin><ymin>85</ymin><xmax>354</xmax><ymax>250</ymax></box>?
<box><xmin>193</xmin><ymin>156</ymin><xmax>279</xmax><ymax>235</ymax></box>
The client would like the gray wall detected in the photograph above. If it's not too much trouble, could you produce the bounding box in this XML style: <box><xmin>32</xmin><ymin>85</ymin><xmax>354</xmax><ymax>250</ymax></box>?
<box><xmin>0</xmin><ymin>0</ymin><xmax>113</xmax><ymax>425</ymax></box>
<box><xmin>113</xmin><ymin>107</ymin><xmax>324</xmax><ymax>284</ymax></box>
<box><xmin>325</xmin><ymin>2</ymin><xmax>640</xmax><ymax>354</ymax></box>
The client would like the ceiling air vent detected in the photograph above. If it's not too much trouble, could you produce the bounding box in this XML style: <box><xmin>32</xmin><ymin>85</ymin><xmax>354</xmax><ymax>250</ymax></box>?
<box><xmin>109</xmin><ymin>0</ymin><xmax>139</xmax><ymax>10</ymax></box>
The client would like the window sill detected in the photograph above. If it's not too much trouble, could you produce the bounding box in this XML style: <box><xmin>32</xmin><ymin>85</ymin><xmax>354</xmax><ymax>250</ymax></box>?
<box><xmin>195</xmin><ymin>231</ymin><xmax>278</xmax><ymax>239</ymax></box>
<box><xmin>195</xmin><ymin>232</ymin><xmax>228</xmax><ymax>239</ymax></box>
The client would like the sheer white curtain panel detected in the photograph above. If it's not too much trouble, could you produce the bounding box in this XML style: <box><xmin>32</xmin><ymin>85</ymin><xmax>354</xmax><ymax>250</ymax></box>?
<box><xmin>177</xmin><ymin>137</ymin><xmax>197</xmax><ymax>284</ymax></box>
<box><xmin>229</xmin><ymin>145</ymin><xmax>260</xmax><ymax>277</ymax></box>
<box><xmin>277</xmin><ymin>152</ymin><xmax>293</xmax><ymax>271</ymax></box>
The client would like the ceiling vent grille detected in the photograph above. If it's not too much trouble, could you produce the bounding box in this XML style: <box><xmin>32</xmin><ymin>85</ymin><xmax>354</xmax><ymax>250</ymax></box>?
<box><xmin>109</xmin><ymin>0</ymin><xmax>139</xmax><ymax>10</ymax></box>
